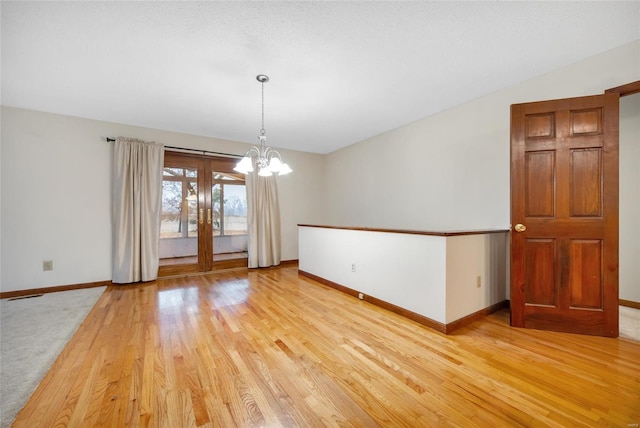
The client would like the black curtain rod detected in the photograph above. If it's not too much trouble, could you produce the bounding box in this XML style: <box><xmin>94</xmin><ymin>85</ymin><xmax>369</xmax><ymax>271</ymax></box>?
<box><xmin>105</xmin><ymin>137</ymin><xmax>243</xmax><ymax>159</ymax></box>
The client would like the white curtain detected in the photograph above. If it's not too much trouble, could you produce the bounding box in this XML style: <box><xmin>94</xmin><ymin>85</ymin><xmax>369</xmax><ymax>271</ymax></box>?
<box><xmin>246</xmin><ymin>171</ymin><xmax>281</xmax><ymax>268</ymax></box>
<box><xmin>112</xmin><ymin>137</ymin><xmax>164</xmax><ymax>283</ymax></box>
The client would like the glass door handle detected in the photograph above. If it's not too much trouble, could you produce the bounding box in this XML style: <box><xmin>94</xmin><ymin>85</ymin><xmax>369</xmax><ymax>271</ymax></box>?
<box><xmin>199</xmin><ymin>208</ymin><xmax>204</xmax><ymax>224</ymax></box>
<box><xmin>207</xmin><ymin>209</ymin><xmax>212</xmax><ymax>225</ymax></box>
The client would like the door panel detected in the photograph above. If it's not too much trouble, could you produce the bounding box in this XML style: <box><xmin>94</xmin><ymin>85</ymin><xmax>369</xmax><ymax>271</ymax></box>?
<box><xmin>524</xmin><ymin>239</ymin><xmax>557</xmax><ymax>306</ymax></box>
<box><xmin>570</xmin><ymin>108</ymin><xmax>602</xmax><ymax>135</ymax></box>
<box><xmin>525</xmin><ymin>112</ymin><xmax>555</xmax><ymax>138</ymax></box>
<box><xmin>568</xmin><ymin>239</ymin><xmax>602</xmax><ymax>308</ymax></box>
<box><xmin>210</xmin><ymin>170</ymin><xmax>248</xmax><ymax>269</ymax></box>
<box><xmin>510</xmin><ymin>93</ymin><xmax>619</xmax><ymax>337</ymax></box>
<box><xmin>525</xmin><ymin>151</ymin><xmax>555</xmax><ymax>217</ymax></box>
<box><xmin>158</xmin><ymin>153</ymin><xmax>206</xmax><ymax>276</ymax></box>
<box><xmin>570</xmin><ymin>148</ymin><xmax>602</xmax><ymax>217</ymax></box>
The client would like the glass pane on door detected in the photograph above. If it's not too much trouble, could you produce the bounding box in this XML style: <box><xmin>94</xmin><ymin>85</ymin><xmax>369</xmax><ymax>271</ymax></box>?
<box><xmin>159</xmin><ymin>167</ymin><xmax>199</xmax><ymax>266</ymax></box>
<box><xmin>211</xmin><ymin>172</ymin><xmax>248</xmax><ymax>262</ymax></box>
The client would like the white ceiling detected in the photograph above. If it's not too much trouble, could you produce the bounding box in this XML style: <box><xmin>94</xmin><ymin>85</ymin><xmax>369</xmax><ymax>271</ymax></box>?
<box><xmin>2</xmin><ymin>1</ymin><xmax>639</xmax><ymax>154</ymax></box>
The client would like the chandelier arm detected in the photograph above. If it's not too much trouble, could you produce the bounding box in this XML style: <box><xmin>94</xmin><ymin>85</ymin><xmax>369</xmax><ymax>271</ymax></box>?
<box><xmin>263</xmin><ymin>146</ymin><xmax>275</xmax><ymax>158</ymax></box>
<box><xmin>267</xmin><ymin>149</ymin><xmax>283</xmax><ymax>161</ymax></box>
<box><xmin>245</xmin><ymin>146</ymin><xmax>261</xmax><ymax>157</ymax></box>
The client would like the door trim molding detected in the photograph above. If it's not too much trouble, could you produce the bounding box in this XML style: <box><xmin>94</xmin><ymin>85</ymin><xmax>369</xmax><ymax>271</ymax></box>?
<box><xmin>605</xmin><ymin>80</ymin><xmax>640</xmax><ymax>97</ymax></box>
<box><xmin>620</xmin><ymin>299</ymin><xmax>640</xmax><ymax>310</ymax></box>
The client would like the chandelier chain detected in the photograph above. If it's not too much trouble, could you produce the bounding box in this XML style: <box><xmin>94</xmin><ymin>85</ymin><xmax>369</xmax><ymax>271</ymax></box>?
<box><xmin>261</xmin><ymin>80</ymin><xmax>265</xmax><ymax>136</ymax></box>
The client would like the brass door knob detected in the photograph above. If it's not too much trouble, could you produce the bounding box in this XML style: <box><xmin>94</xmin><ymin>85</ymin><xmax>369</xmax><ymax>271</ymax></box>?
<box><xmin>514</xmin><ymin>224</ymin><xmax>526</xmax><ymax>232</ymax></box>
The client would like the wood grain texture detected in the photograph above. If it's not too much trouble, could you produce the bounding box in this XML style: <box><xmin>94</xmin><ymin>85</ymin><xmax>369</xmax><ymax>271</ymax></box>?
<box><xmin>511</xmin><ymin>94</ymin><xmax>619</xmax><ymax>336</ymax></box>
<box><xmin>297</xmin><ymin>224</ymin><xmax>509</xmax><ymax>237</ymax></box>
<box><xmin>298</xmin><ymin>269</ymin><xmax>508</xmax><ymax>334</ymax></box>
<box><xmin>299</xmin><ymin>269</ymin><xmax>447</xmax><ymax>333</ymax></box>
<box><xmin>605</xmin><ymin>80</ymin><xmax>640</xmax><ymax>97</ymax></box>
<box><xmin>620</xmin><ymin>299</ymin><xmax>640</xmax><ymax>310</ymax></box>
<box><xmin>12</xmin><ymin>266</ymin><xmax>640</xmax><ymax>427</ymax></box>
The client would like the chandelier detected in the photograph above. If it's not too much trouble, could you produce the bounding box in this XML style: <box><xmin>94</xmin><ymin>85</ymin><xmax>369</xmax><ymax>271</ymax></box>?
<box><xmin>234</xmin><ymin>74</ymin><xmax>292</xmax><ymax>176</ymax></box>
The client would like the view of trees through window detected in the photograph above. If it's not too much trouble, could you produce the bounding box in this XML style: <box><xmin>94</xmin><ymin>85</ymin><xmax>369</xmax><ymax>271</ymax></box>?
<box><xmin>212</xmin><ymin>175</ymin><xmax>247</xmax><ymax>236</ymax></box>
<box><xmin>160</xmin><ymin>168</ymin><xmax>247</xmax><ymax>240</ymax></box>
<box><xmin>161</xmin><ymin>167</ymin><xmax>198</xmax><ymax>239</ymax></box>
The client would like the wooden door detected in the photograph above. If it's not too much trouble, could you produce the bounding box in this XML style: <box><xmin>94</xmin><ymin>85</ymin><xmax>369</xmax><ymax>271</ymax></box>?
<box><xmin>510</xmin><ymin>93</ymin><xmax>619</xmax><ymax>337</ymax></box>
<box><xmin>158</xmin><ymin>152</ymin><xmax>208</xmax><ymax>277</ymax></box>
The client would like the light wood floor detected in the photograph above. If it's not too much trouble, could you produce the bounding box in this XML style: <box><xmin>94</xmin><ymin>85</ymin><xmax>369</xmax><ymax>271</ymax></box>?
<box><xmin>13</xmin><ymin>266</ymin><xmax>640</xmax><ymax>427</ymax></box>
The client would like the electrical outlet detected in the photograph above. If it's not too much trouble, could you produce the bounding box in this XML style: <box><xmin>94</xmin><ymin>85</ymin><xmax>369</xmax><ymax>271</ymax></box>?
<box><xmin>358</xmin><ymin>292</ymin><xmax>364</xmax><ymax>300</ymax></box>
<box><xmin>351</xmin><ymin>263</ymin><xmax>356</xmax><ymax>272</ymax></box>
<box><xmin>43</xmin><ymin>260</ymin><xmax>53</xmax><ymax>271</ymax></box>
<box><xmin>476</xmin><ymin>275</ymin><xmax>481</xmax><ymax>288</ymax></box>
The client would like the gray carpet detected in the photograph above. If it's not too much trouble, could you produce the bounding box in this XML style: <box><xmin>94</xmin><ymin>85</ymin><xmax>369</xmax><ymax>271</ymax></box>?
<box><xmin>0</xmin><ymin>287</ymin><xmax>105</xmax><ymax>428</ymax></box>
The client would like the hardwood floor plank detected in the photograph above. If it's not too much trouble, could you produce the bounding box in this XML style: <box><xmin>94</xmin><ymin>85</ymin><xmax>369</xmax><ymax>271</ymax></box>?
<box><xmin>65</xmin><ymin>348</ymin><xmax>106</xmax><ymax>427</ymax></box>
<box><xmin>11</xmin><ymin>266</ymin><xmax>640</xmax><ymax>427</ymax></box>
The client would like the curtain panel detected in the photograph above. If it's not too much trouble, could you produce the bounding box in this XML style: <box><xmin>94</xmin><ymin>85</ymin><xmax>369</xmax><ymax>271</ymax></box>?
<box><xmin>246</xmin><ymin>172</ymin><xmax>282</xmax><ymax>268</ymax></box>
<box><xmin>112</xmin><ymin>137</ymin><xmax>164</xmax><ymax>283</ymax></box>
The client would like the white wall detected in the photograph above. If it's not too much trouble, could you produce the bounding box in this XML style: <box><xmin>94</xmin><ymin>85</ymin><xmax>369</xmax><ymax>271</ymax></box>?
<box><xmin>299</xmin><ymin>226</ymin><xmax>447</xmax><ymax>322</ymax></box>
<box><xmin>0</xmin><ymin>108</ymin><xmax>3</xmax><ymax>290</ymax></box>
<box><xmin>324</xmin><ymin>41</ymin><xmax>640</xmax><ymax>232</ymax></box>
<box><xmin>1</xmin><ymin>108</ymin><xmax>113</xmax><ymax>292</ymax></box>
<box><xmin>619</xmin><ymin>93</ymin><xmax>640</xmax><ymax>302</ymax></box>
<box><xmin>324</xmin><ymin>40</ymin><xmax>639</xmax><ymax>303</ymax></box>
<box><xmin>0</xmin><ymin>107</ymin><xmax>326</xmax><ymax>292</ymax></box>
<box><xmin>2</xmin><ymin>41</ymin><xmax>637</xmax><ymax>296</ymax></box>
<box><xmin>276</xmin><ymin>147</ymin><xmax>326</xmax><ymax>258</ymax></box>
<box><xmin>445</xmin><ymin>233</ymin><xmax>508</xmax><ymax>323</ymax></box>
<box><xmin>299</xmin><ymin>226</ymin><xmax>508</xmax><ymax>324</ymax></box>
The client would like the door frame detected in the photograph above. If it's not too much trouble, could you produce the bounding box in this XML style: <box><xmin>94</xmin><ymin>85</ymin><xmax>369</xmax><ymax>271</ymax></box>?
<box><xmin>606</xmin><ymin>80</ymin><xmax>640</xmax><ymax>310</ymax></box>
<box><xmin>605</xmin><ymin>81</ymin><xmax>640</xmax><ymax>97</ymax></box>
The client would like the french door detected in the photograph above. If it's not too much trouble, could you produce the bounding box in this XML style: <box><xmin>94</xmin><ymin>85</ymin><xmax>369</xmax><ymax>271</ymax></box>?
<box><xmin>158</xmin><ymin>152</ymin><xmax>248</xmax><ymax>277</ymax></box>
